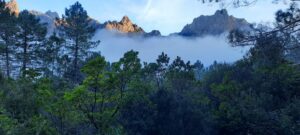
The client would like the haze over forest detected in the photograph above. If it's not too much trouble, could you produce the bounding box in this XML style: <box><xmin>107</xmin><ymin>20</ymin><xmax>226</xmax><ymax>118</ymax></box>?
<box><xmin>0</xmin><ymin>0</ymin><xmax>299</xmax><ymax>135</ymax></box>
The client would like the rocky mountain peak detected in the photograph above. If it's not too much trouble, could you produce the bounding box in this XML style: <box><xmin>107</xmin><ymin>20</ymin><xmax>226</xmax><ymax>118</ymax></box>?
<box><xmin>121</xmin><ymin>16</ymin><xmax>132</xmax><ymax>25</ymax></box>
<box><xmin>104</xmin><ymin>16</ymin><xmax>145</xmax><ymax>34</ymax></box>
<box><xmin>214</xmin><ymin>9</ymin><xmax>228</xmax><ymax>16</ymax></box>
<box><xmin>45</xmin><ymin>10</ymin><xmax>59</xmax><ymax>19</ymax></box>
<box><xmin>144</xmin><ymin>30</ymin><xmax>162</xmax><ymax>37</ymax></box>
<box><xmin>178</xmin><ymin>9</ymin><xmax>251</xmax><ymax>37</ymax></box>
<box><xmin>28</xmin><ymin>10</ymin><xmax>60</xmax><ymax>36</ymax></box>
<box><xmin>5</xmin><ymin>0</ymin><xmax>19</xmax><ymax>15</ymax></box>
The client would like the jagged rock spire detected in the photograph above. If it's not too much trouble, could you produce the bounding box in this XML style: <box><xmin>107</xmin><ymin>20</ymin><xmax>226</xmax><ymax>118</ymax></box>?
<box><xmin>5</xmin><ymin>0</ymin><xmax>19</xmax><ymax>15</ymax></box>
<box><xmin>121</xmin><ymin>16</ymin><xmax>132</xmax><ymax>24</ymax></box>
<box><xmin>104</xmin><ymin>16</ymin><xmax>144</xmax><ymax>33</ymax></box>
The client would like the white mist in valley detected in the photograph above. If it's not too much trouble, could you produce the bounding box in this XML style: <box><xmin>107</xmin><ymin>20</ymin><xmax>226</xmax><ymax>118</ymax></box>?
<box><xmin>93</xmin><ymin>30</ymin><xmax>248</xmax><ymax>66</ymax></box>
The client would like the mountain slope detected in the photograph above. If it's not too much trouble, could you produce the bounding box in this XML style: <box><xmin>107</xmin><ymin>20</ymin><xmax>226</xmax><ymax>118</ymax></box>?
<box><xmin>29</xmin><ymin>10</ymin><xmax>59</xmax><ymax>35</ymax></box>
<box><xmin>5</xmin><ymin>0</ymin><xmax>251</xmax><ymax>38</ymax></box>
<box><xmin>177</xmin><ymin>9</ymin><xmax>251</xmax><ymax>37</ymax></box>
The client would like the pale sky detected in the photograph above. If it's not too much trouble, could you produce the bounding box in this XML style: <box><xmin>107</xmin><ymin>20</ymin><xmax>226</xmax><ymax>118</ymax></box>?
<box><xmin>17</xmin><ymin>0</ymin><xmax>292</xmax><ymax>35</ymax></box>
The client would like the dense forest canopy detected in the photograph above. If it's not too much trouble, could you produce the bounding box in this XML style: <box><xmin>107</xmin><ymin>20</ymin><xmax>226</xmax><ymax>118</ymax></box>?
<box><xmin>0</xmin><ymin>0</ymin><xmax>299</xmax><ymax>135</ymax></box>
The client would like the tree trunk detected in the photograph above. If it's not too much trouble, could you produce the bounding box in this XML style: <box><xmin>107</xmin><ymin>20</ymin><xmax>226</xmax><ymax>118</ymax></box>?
<box><xmin>5</xmin><ymin>44</ymin><xmax>10</xmax><ymax>78</ymax></box>
<box><xmin>22</xmin><ymin>35</ymin><xmax>28</xmax><ymax>77</ymax></box>
<box><xmin>74</xmin><ymin>38</ymin><xmax>79</xmax><ymax>83</ymax></box>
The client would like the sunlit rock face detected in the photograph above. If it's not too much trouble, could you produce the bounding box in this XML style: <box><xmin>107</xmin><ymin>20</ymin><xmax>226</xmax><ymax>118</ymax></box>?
<box><xmin>178</xmin><ymin>9</ymin><xmax>251</xmax><ymax>37</ymax></box>
<box><xmin>5</xmin><ymin>0</ymin><xmax>19</xmax><ymax>15</ymax></box>
<box><xmin>103</xmin><ymin>16</ymin><xmax>145</xmax><ymax>34</ymax></box>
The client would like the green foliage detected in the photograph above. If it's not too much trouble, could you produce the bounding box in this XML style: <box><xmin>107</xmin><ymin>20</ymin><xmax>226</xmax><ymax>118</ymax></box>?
<box><xmin>0</xmin><ymin>107</ymin><xmax>16</xmax><ymax>135</ymax></box>
<box><xmin>64</xmin><ymin>56</ymin><xmax>121</xmax><ymax>134</ymax></box>
<box><xmin>0</xmin><ymin>1</ymin><xmax>299</xmax><ymax>135</ymax></box>
<box><xmin>58</xmin><ymin>1</ymin><xmax>100</xmax><ymax>83</ymax></box>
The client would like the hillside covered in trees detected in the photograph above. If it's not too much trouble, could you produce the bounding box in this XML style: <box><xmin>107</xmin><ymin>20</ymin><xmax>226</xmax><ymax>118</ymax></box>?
<box><xmin>0</xmin><ymin>0</ymin><xmax>299</xmax><ymax>135</ymax></box>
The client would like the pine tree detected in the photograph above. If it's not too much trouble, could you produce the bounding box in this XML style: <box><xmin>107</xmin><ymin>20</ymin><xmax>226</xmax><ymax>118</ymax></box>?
<box><xmin>156</xmin><ymin>52</ymin><xmax>170</xmax><ymax>90</ymax></box>
<box><xmin>38</xmin><ymin>32</ymin><xmax>64</xmax><ymax>77</ymax></box>
<box><xmin>58</xmin><ymin>2</ymin><xmax>100</xmax><ymax>83</ymax></box>
<box><xmin>65</xmin><ymin>56</ymin><xmax>120</xmax><ymax>134</ymax></box>
<box><xmin>0</xmin><ymin>0</ymin><xmax>19</xmax><ymax>78</ymax></box>
<box><xmin>16</xmin><ymin>10</ymin><xmax>47</xmax><ymax>77</ymax></box>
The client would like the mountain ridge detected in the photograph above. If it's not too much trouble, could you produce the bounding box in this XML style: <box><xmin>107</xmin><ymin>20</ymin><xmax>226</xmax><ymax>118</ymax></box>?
<box><xmin>5</xmin><ymin>0</ymin><xmax>251</xmax><ymax>38</ymax></box>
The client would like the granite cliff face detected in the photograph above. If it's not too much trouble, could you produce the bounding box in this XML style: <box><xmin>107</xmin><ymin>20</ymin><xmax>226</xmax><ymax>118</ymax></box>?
<box><xmin>5</xmin><ymin>0</ymin><xmax>19</xmax><ymax>15</ymax></box>
<box><xmin>29</xmin><ymin>10</ymin><xmax>102</xmax><ymax>35</ymax></box>
<box><xmin>29</xmin><ymin>10</ymin><xmax>59</xmax><ymax>35</ymax></box>
<box><xmin>178</xmin><ymin>9</ymin><xmax>251</xmax><ymax>37</ymax></box>
<box><xmin>103</xmin><ymin>16</ymin><xmax>145</xmax><ymax>34</ymax></box>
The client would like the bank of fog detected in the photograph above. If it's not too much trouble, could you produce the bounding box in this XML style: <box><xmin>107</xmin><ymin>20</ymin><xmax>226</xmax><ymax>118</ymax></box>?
<box><xmin>93</xmin><ymin>30</ymin><xmax>248</xmax><ymax>66</ymax></box>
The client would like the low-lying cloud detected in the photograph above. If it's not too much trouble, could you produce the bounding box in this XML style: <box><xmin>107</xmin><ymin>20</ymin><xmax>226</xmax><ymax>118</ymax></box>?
<box><xmin>93</xmin><ymin>30</ymin><xmax>248</xmax><ymax>66</ymax></box>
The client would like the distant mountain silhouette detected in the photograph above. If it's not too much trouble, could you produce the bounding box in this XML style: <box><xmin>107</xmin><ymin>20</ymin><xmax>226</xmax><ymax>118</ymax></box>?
<box><xmin>176</xmin><ymin>9</ymin><xmax>251</xmax><ymax>37</ymax></box>
<box><xmin>7</xmin><ymin>1</ymin><xmax>252</xmax><ymax>38</ymax></box>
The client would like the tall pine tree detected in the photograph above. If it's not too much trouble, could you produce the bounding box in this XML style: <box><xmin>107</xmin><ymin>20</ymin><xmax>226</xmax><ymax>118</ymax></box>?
<box><xmin>0</xmin><ymin>0</ymin><xmax>19</xmax><ymax>78</ymax></box>
<box><xmin>16</xmin><ymin>10</ymin><xmax>47</xmax><ymax>77</ymax></box>
<box><xmin>39</xmin><ymin>32</ymin><xmax>64</xmax><ymax>77</ymax></box>
<box><xmin>58</xmin><ymin>2</ymin><xmax>100</xmax><ymax>83</ymax></box>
